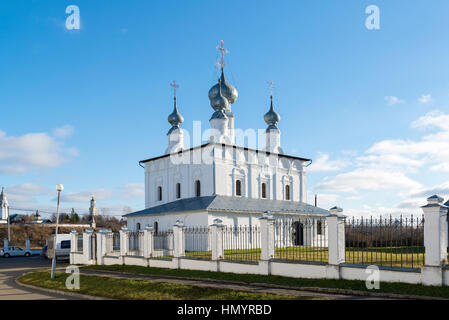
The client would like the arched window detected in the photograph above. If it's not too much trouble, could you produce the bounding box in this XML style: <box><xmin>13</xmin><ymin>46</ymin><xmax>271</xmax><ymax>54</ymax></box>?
<box><xmin>285</xmin><ymin>185</ymin><xmax>290</xmax><ymax>200</ymax></box>
<box><xmin>158</xmin><ymin>186</ymin><xmax>162</xmax><ymax>201</ymax></box>
<box><xmin>262</xmin><ymin>183</ymin><xmax>267</xmax><ymax>199</ymax></box>
<box><xmin>176</xmin><ymin>183</ymin><xmax>181</xmax><ymax>199</ymax></box>
<box><xmin>136</xmin><ymin>223</ymin><xmax>141</xmax><ymax>231</ymax></box>
<box><xmin>195</xmin><ymin>180</ymin><xmax>201</xmax><ymax>197</ymax></box>
<box><xmin>153</xmin><ymin>221</ymin><xmax>159</xmax><ymax>235</ymax></box>
<box><xmin>236</xmin><ymin>180</ymin><xmax>242</xmax><ymax>196</ymax></box>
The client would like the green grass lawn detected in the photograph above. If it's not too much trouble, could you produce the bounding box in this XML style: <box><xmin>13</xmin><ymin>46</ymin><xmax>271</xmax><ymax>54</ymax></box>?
<box><xmin>83</xmin><ymin>264</ymin><xmax>449</xmax><ymax>299</ymax></box>
<box><xmin>17</xmin><ymin>271</ymin><xmax>313</xmax><ymax>300</ymax></box>
<box><xmin>182</xmin><ymin>246</ymin><xmax>424</xmax><ymax>268</ymax></box>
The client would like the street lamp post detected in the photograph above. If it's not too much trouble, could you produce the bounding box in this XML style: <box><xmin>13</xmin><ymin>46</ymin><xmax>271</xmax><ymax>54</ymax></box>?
<box><xmin>51</xmin><ymin>184</ymin><xmax>64</xmax><ymax>279</ymax></box>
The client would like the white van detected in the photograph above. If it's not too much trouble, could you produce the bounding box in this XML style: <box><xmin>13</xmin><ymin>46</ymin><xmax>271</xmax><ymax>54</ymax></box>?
<box><xmin>46</xmin><ymin>234</ymin><xmax>71</xmax><ymax>261</ymax></box>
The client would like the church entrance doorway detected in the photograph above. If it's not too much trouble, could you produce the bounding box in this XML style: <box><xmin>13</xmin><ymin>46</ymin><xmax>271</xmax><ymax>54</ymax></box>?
<box><xmin>292</xmin><ymin>221</ymin><xmax>304</xmax><ymax>246</ymax></box>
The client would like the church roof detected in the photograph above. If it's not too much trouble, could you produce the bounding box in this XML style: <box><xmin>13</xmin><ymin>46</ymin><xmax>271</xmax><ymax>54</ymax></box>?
<box><xmin>123</xmin><ymin>195</ymin><xmax>330</xmax><ymax>217</ymax></box>
<box><xmin>139</xmin><ymin>142</ymin><xmax>311</xmax><ymax>165</ymax></box>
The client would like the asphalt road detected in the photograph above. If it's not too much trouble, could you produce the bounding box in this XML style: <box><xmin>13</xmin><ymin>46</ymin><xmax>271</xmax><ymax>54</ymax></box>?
<box><xmin>0</xmin><ymin>255</ymin><xmax>79</xmax><ymax>300</ymax></box>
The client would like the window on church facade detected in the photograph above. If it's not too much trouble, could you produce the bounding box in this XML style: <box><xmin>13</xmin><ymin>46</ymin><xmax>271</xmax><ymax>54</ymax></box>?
<box><xmin>154</xmin><ymin>221</ymin><xmax>158</xmax><ymax>235</ymax></box>
<box><xmin>158</xmin><ymin>186</ymin><xmax>162</xmax><ymax>201</ymax></box>
<box><xmin>285</xmin><ymin>185</ymin><xmax>290</xmax><ymax>200</ymax></box>
<box><xmin>262</xmin><ymin>183</ymin><xmax>267</xmax><ymax>199</ymax></box>
<box><xmin>195</xmin><ymin>180</ymin><xmax>201</xmax><ymax>197</ymax></box>
<box><xmin>236</xmin><ymin>180</ymin><xmax>242</xmax><ymax>196</ymax></box>
<box><xmin>176</xmin><ymin>183</ymin><xmax>181</xmax><ymax>199</ymax></box>
<box><xmin>136</xmin><ymin>223</ymin><xmax>141</xmax><ymax>230</ymax></box>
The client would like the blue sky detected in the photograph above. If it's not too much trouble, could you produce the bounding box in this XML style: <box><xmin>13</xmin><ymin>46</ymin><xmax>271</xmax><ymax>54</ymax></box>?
<box><xmin>1</xmin><ymin>0</ymin><xmax>449</xmax><ymax>218</ymax></box>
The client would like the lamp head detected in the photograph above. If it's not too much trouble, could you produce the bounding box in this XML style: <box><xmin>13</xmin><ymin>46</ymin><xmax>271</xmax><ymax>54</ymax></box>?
<box><xmin>56</xmin><ymin>184</ymin><xmax>64</xmax><ymax>192</ymax></box>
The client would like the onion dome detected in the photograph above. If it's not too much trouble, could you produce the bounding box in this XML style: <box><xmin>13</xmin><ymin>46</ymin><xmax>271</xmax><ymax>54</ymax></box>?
<box><xmin>208</xmin><ymin>68</ymin><xmax>238</xmax><ymax>104</ymax></box>
<box><xmin>264</xmin><ymin>95</ymin><xmax>280</xmax><ymax>130</ymax></box>
<box><xmin>210</xmin><ymin>78</ymin><xmax>229</xmax><ymax>112</ymax></box>
<box><xmin>167</xmin><ymin>98</ymin><xmax>184</xmax><ymax>135</ymax></box>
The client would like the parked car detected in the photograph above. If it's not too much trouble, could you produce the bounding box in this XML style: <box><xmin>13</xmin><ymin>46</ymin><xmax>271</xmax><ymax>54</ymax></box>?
<box><xmin>1</xmin><ymin>246</ymin><xmax>32</xmax><ymax>258</ymax></box>
<box><xmin>40</xmin><ymin>245</ymin><xmax>48</xmax><ymax>259</ymax></box>
<box><xmin>47</xmin><ymin>234</ymin><xmax>71</xmax><ymax>261</ymax></box>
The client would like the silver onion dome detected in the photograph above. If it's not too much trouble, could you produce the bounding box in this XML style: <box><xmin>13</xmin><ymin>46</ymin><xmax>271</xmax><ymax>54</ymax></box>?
<box><xmin>264</xmin><ymin>96</ymin><xmax>280</xmax><ymax>130</ymax></box>
<box><xmin>210</xmin><ymin>78</ymin><xmax>229</xmax><ymax>112</ymax></box>
<box><xmin>208</xmin><ymin>69</ymin><xmax>238</xmax><ymax>104</ymax></box>
<box><xmin>167</xmin><ymin>98</ymin><xmax>184</xmax><ymax>135</ymax></box>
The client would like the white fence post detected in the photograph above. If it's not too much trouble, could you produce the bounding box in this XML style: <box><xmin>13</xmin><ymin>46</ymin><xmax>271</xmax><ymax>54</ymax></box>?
<box><xmin>173</xmin><ymin>220</ymin><xmax>185</xmax><ymax>258</ymax></box>
<box><xmin>26</xmin><ymin>238</ymin><xmax>30</xmax><ymax>250</ymax></box>
<box><xmin>120</xmin><ymin>226</ymin><xmax>129</xmax><ymax>257</ymax></box>
<box><xmin>3</xmin><ymin>238</ymin><xmax>8</xmax><ymax>249</ymax></box>
<box><xmin>83</xmin><ymin>228</ymin><xmax>95</xmax><ymax>264</ymax></box>
<box><xmin>422</xmin><ymin>195</ymin><xmax>448</xmax><ymax>286</ymax></box>
<box><xmin>328</xmin><ymin>207</ymin><xmax>346</xmax><ymax>265</ymax></box>
<box><xmin>143</xmin><ymin>226</ymin><xmax>154</xmax><ymax>258</ymax></box>
<box><xmin>259</xmin><ymin>214</ymin><xmax>275</xmax><ymax>261</ymax></box>
<box><xmin>96</xmin><ymin>228</ymin><xmax>112</xmax><ymax>265</ymax></box>
<box><xmin>70</xmin><ymin>229</ymin><xmax>78</xmax><ymax>265</ymax></box>
<box><xmin>70</xmin><ymin>229</ymin><xmax>78</xmax><ymax>253</ymax></box>
<box><xmin>210</xmin><ymin>218</ymin><xmax>224</xmax><ymax>261</ymax></box>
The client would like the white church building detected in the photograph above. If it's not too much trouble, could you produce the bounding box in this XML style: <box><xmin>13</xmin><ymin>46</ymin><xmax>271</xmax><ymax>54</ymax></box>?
<box><xmin>0</xmin><ymin>187</ymin><xmax>9</xmax><ymax>224</ymax></box>
<box><xmin>124</xmin><ymin>42</ymin><xmax>331</xmax><ymax>246</ymax></box>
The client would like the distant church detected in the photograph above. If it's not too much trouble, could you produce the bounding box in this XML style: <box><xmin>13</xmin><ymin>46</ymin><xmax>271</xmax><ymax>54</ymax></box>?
<box><xmin>124</xmin><ymin>41</ymin><xmax>330</xmax><ymax>234</ymax></box>
<box><xmin>0</xmin><ymin>187</ymin><xmax>9</xmax><ymax>224</ymax></box>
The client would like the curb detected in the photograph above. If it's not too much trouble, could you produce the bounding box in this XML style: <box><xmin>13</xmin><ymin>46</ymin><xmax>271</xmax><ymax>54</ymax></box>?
<box><xmin>15</xmin><ymin>272</ymin><xmax>112</xmax><ymax>300</ymax></box>
<box><xmin>81</xmin><ymin>268</ymin><xmax>447</xmax><ymax>300</ymax></box>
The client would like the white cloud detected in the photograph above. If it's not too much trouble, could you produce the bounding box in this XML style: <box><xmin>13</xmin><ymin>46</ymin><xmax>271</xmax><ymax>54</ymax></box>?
<box><xmin>8</xmin><ymin>183</ymin><xmax>51</xmax><ymax>196</ymax></box>
<box><xmin>61</xmin><ymin>189</ymin><xmax>114</xmax><ymax>203</ymax></box>
<box><xmin>418</xmin><ymin>94</ymin><xmax>433</xmax><ymax>104</ymax></box>
<box><xmin>384</xmin><ymin>96</ymin><xmax>404</xmax><ymax>106</ymax></box>
<box><xmin>308</xmin><ymin>153</ymin><xmax>349</xmax><ymax>172</ymax></box>
<box><xmin>361</xmin><ymin>111</ymin><xmax>449</xmax><ymax>172</ymax></box>
<box><xmin>316</xmin><ymin>168</ymin><xmax>421</xmax><ymax>193</ymax></box>
<box><xmin>0</xmin><ymin>128</ymin><xmax>77</xmax><ymax>174</ymax></box>
<box><xmin>53</xmin><ymin>125</ymin><xmax>75</xmax><ymax>138</ymax></box>
<box><xmin>121</xmin><ymin>183</ymin><xmax>145</xmax><ymax>200</ymax></box>
<box><xmin>411</xmin><ymin>110</ymin><xmax>449</xmax><ymax>131</ymax></box>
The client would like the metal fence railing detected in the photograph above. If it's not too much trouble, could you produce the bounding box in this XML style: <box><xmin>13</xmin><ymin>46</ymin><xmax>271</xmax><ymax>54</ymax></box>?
<box><xmin>154</xmin><ymin>230</ymin><xmax>173</xmax><ymax>251</ymax></box>
<box><xmin>184</xmin><ymin>226</ymin><xmax>211</xmax><ymax>260</ymax></box>
<box><xmin>112</xmin><ymin>232</ymin><xmax>120</xmax><ymax>251</ymax></box>
<box><xmin>77</xmin><ymin>234</ymin><xmax>83</xmax><ymax>253</ymax></box>
<box><xmin>128</xmin><ymin>231</ymin><xmax>144</xmax><ymax>256</ymax></box>
<box><xmin>274</xmin><ymin>218</ymin><xmax>328</xmax><ymax>263</ymax></box>
<box><xmin>345</xmin><ymin>215</ymin><xmax>424</xmax><ymax>269</ymax></box>
<box><xmin>222</xmin><ymin>225</ymin><xmax>261</xmax><ymax>263</ymax></box>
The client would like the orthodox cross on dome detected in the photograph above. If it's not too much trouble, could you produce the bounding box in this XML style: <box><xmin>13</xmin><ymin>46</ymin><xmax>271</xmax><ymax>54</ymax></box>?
<box><xmin>170</xmin><ymin>80</ymin><xmax>179</xmax><ymax>100</ymax></box>
<box><xmin>216</xmin><ymin>40</ymin><xmax>228</xmax><ymax>70</ymax></box>
<box><xmin>267</xmin><ymin>79</ymin><xmax>275</xmax><ymax>97</ymax></box>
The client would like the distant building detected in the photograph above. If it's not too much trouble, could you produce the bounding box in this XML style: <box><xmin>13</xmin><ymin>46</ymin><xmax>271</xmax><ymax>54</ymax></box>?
<box><xmin>0</xmin><ymin>187</ymin><xmax>9</xmax><ymax>224</ymax></box>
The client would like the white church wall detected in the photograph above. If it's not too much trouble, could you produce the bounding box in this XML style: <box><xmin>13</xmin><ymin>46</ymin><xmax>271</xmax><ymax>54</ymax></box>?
<box><xmin>145</xmin><ymin>155</ymin><xmax>214</xmax><ymax>209</ymax></box>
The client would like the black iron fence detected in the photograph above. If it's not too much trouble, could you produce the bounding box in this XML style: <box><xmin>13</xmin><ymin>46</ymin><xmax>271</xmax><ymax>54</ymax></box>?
<box><xmin>274</xmin><ymin>218</ymin><xmax>328</xmax><ymax>263</ymax></box>
<box><xmin>184</xmin><ymin>226</ymin><xmax>211</xmax><ymax>260</ymax></box>
<box><xmin>77</xmin><ymin>234</ymin><xmax>83</xmax><ymax>252</ymax></box>
<box><xmin>222</xmin><ymin>225</ymin><xmax>261</xmax><ymax>262</ymax></box>
<box><xmin>128</xmin><ymin>231</ymin><xmax>144</xmax><ymax>256</ymax></box>
<box><xmin>154</xmin><ymin>230</ymin><xmax>173</xmax><ymax>251</ymax></box>
<box><xmin>345</xmin><ymin>215</ymin><xmax>424</xmax><ymax>269</ymax></box>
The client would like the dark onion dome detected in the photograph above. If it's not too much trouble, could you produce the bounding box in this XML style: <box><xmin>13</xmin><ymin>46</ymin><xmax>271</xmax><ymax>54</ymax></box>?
<box><xmin>168</xmin><ymin>98</ymin><xmax>184</xmax><ymax>127</ymax></box>
<box><xmin>208</xmin><ymin>69</ymin><xmax>238</xmax><ymax>104</ymax></box>
<box><xmin>210</xmin><ymin>78</ymin><xmax>230</xmax><ymax>112</ymax></box>
<box><xmin>264</xmin><ymin>95</ymin><xmax>280</xmax><ymax>130</ymax></box>
<box><xmin>210</xmin><ymin>109</ymin><xmax>228</xmax><ymax>121</ymax></box>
